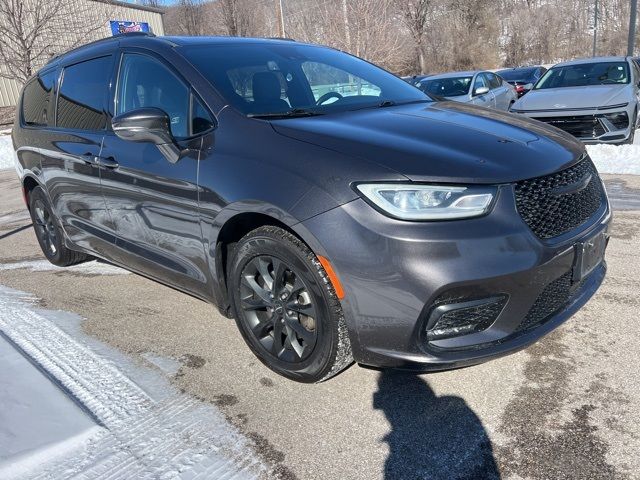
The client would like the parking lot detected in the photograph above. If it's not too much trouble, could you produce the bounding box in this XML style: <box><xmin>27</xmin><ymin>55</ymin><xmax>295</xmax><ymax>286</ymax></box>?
<box><xmin>1</xmin><ymin>167</ymin><xmax>639</xmax><ymax>480</ymax></box>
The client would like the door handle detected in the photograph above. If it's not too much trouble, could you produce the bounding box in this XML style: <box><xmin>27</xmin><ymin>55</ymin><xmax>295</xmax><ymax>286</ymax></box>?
<box><xmin>81</xmin><ymin>153</ymin><xmax>95</xmax><ymax>165</ymax></box>
<box><xmin>94</xmin><ymin>156</ymin><xmax>119</xmax><ymax>169</ymax></box>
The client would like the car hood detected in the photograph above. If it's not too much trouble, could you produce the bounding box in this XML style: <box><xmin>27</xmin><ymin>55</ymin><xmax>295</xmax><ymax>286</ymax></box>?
<box><xmin>513</xmin><ymin>84</ymin><xmax>631</xmax><ymax>111</ymax></box>
<box><xmin>444</xmin><ymin>95</ymin><xmax>470</xmax><ymax>102</ymax></box>
<box><xmin>270</xmin><ymin>101</ymin><xmax>584</xmax><ymax>184</ymax></box>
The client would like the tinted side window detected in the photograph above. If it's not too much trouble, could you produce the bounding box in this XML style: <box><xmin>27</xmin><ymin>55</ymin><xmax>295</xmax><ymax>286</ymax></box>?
<box><xmin>57</xmin><ymin>56</ymin><xmax>111</xmax><ymax>131</ymax></box>
<box><xmin>488</xmin><ymin>73</ymin><xmax>501</xmax><ymax>89</ymax></box>
<box><xmin>22</xmin><ymin>70</ymin><xmax>57</xmax><ymax>126</ymax></box>
<box><xmin>117</xmin><ymin>53</ymin><xmax>189</xmax><ymax>138</ymax></box>
<box><xmin>474</xmin><ymin>74</ymin><xmax>488</xmax><ymax>91</ymax></box>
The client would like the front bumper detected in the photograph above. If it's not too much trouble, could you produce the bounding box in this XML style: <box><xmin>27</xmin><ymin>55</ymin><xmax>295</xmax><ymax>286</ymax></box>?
<box><xmin>301</xmin><ymin>185</ymin><xmax>611</xmax><ymax>370</ymax></box>
<box><xmin>513</xmin><ymin>106</ymin><xmax>635</xmax><ymax>144</ymax></box>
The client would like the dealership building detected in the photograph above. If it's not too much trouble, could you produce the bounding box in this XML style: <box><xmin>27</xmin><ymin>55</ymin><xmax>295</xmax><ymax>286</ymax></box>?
<box><xmin>0</xmin><ymin>0</ymin><xmax>165</xmax><ymax>108</ymax></box>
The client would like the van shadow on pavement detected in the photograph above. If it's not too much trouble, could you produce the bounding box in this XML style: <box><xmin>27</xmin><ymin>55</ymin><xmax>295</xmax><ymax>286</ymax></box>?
<box><xmin>373</xmin><ymin>370</ymin><xmax>500</xmax><ymax>480</ymax></box>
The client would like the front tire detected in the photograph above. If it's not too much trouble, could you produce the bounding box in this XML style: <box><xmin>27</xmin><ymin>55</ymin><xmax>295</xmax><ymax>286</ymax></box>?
<box><xmin>228</xmin><ymin>226</ymin><xmax>353</xmax><ymax>382</ymax></box>
<box><xmin>28</xmin><ymin>186</ymin><xmax>89</xmax><ymax>267</ymax></box>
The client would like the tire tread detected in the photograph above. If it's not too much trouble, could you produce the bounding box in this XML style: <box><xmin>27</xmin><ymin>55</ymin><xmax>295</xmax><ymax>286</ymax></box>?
<box><xmin>234</xmin><ymin>225</ymin><xmax>353</xmax><ymax>382</ymax></box>
<box><xmin>29</xmin><ymin>187</ymin><xmax>90</xmax><ymax>267</ymax></box>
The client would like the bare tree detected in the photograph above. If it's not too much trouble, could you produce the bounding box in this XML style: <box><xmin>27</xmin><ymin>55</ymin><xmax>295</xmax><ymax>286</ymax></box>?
<box><xmin>170</xmin><ymin>0</ymin><xmax>208</xmax><ymax>36</ymax></box>
<box><xmin>0</xmin><ymin>0</ymin><xmax>111</xmax><ymax>83</ymax></box>
<box><xmin>219</xmin><ymin>0</ymin><xmax>243</xmax><ymax>36</ymax></box>
<box><xmin>399</xmin><ymin>0</ymin><xmax>432</xmax><ymax>74</ymax></box>
<box><xmin>162</xmin><ymin>0</ymin><xmax>640</xmax><ymax>74</ymax></box>
<box><xmin>140</xmin><ymin>0</ymin><xmax>164</xmax><ymax>7</ymax></box>
<box><xmin>283</xmin><ymin>0</ymin><xmax>406</xmax><ymax>72</ymax></box>
<box><xmin>217</xmin><ymin>0</ymin><xmax>264</xmax><ymax>36</ymax></box>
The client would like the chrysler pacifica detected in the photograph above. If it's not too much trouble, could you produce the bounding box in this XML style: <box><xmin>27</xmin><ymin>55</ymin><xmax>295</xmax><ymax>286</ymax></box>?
<box><xmin>12</xmin><ymin>34</ymin><xmax>610</xmax><ymax>382</ymax></box>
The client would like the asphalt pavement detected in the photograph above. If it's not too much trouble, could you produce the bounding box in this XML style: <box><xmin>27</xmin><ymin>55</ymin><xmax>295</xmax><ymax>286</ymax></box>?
<box><xmin>0</xmin><ymin>169</ymin><xmax>639</xmax><ymax>480</ymax></box>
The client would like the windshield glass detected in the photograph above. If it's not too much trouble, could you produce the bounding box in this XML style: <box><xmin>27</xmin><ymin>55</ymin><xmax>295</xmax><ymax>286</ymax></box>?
<box><xmin>497</xmin><ymin>68</ymin><xmax>536</xmax><ymax>82</ymax></box>
<box><xmin>535</xmin><ymin>62</ymin><xmax>629</xmax><ymax>89</ymax></box>
<box><xmin>416</xmin><ymin>76</ymin><xmax>473</xmax><ymax>97</ymax></box>
<box><xmin>181</xmin><ymin>43</ymin><xmax>431</xmax><ymax>117</ymax></box>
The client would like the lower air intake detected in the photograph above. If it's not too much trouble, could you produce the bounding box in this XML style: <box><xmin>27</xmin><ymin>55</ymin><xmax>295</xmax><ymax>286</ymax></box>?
<box><xmin>426</xmin><ymin>295</ymin><xmax>508</xmax><ymax>341</ymax></box>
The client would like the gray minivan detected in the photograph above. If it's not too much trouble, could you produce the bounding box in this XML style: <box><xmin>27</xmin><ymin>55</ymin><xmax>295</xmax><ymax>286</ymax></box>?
<box><xmin>12</xmin><ymin>33</ymin><xmax>609</xmax><ymax>382</ymax></box>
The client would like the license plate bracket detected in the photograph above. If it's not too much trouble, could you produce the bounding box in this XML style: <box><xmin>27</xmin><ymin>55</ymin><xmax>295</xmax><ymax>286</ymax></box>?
<box><xmin>573</xmin><ymin>231</ymin><xmax>607</xmax><ymax>283</ymax></box>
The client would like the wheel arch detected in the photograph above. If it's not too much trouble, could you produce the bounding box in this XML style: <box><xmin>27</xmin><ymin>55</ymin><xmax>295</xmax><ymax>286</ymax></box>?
<box><xmin>212</xmin><ymin>210</ymin><xmax>330</xmax><ymax>318</ymax></box>
<box><xmin>22</xmin><ymin>174</ymin><xmax>42</xmax><ymax>210</ymax></box>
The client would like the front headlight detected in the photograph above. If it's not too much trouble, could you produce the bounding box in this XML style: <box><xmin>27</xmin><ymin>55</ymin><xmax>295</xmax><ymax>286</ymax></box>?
<box><xmin>356</xmin><ymin>184</ymin><xmax>497</xmax><ymax>220</ymax></box>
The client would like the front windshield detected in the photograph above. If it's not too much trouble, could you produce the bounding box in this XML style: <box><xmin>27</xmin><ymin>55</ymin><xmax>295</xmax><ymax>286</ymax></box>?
<box><xmin>534</xmin><ymin>62</ymin><xmax>629</xmax><ymax>89</ymax></box>
<box><xmin>182</xmin><ymin>43</ymin><xmax>431</xmax><ymax>117</ymax></box>
<box><xmin>416</xmin><ymin>77</ymin><xmax>473</xmax><ymax>97</ymax></box>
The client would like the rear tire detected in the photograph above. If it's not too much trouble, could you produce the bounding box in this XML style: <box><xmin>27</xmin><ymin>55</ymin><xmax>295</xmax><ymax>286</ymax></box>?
<box><xmin>28</xmin><ymin>186</ymin><xmax>89</xmax><ymax>267</ymax></box>
<box><xmin>228</xmin><ymin>226</ymin><xmax>353</xmax><ymax>383</ymax></box>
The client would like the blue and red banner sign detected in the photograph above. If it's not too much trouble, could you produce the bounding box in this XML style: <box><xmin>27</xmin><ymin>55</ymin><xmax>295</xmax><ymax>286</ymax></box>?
<box><xmin>110</xmin><ymin>21</ymin><xmax>150</xmax><ymax>36</ymax></box>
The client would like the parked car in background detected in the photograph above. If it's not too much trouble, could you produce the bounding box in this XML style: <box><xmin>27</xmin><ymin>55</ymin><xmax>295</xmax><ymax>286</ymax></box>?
<box><xmin>402</xmin><ymin>74</ymin><xmax>430</xmax><ymax>86</ymax></box>
<box><xmin>13</xmin><ymin>34</ymin><xmax>610</xmax><ymax>382</ymax></box>
<box><xmin>511</xmin><ymin>56</ymin><xmax>639</xmax><ymax>144</ymax></box>
<box><xmin>416</xmin><ymin>70</ymin><xmax>518</xmax><ymax>111</ymax></box>
<box><xmin>496</xmin><ymin>66</ymin><xmax>547</xmax><ymax>97</ymax></box>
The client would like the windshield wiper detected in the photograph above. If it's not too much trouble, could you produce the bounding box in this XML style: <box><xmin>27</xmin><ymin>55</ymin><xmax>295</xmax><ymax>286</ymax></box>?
<box><xmin>350</xmin><ymin>99</ymin><xmax>432</xmax><ymax>111</ymax></box>
<box><xmin>247</xmin><ymin>108</ymin><xmax>324</xmax><ymax>119</ymax></box>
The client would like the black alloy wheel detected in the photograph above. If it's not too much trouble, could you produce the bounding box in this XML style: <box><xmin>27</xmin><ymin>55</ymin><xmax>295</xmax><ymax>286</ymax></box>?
<box><xmin>33</xmin><ymin>198</ymin><xmax>58</xmax><ymax>257</ymax></box>
<box><xmin>229</xmin><ymin>226</ymin><xmax>353</xmax><ymax>382</ymax></box>
<box><xmin>239</xmin><ymin>255</ymin><xmax>318</xmax><ymax>363</ymax></box>
<box><xmin>28</xmin><ymin>186</ymin><xmax>88</xmax><ymax>267</ymax></box>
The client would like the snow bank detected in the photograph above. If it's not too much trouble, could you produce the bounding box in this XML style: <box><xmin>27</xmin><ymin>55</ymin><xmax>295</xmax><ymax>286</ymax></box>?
<box><xmin>0</xmin><ymin>259</ymin><xmax>129</xmax><ymax>275</ymax></box>
<box><xmin>0</xmin><ymin>135</ymin><xmax>16</xmax><ymax>170</ymax></box>
<box><xmin>0</xmin><ymin>284</ymin><xmax>265</xmax><ymax>479</ymax></box>
<box><xmin>587</xmin><ymin>143</ymin><xmax>640</xmax><ymax>176</ymax></box>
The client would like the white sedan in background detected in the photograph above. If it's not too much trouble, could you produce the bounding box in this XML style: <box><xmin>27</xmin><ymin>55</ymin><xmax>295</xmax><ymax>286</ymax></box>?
<box><xmin>510</xmin><ymin>56</ymin><xmax>640</xmax><ymax>144</ymax></box>
<box><xmin>415</xmin><ymin>70</ymin><xmax>517</xmax><ymax>111</ymax></box>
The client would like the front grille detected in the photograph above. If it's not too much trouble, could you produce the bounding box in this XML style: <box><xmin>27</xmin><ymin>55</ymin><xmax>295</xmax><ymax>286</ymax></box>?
<box><xmin>532</xmin><ymin>115</ymin><xmax>606</xmax><ymax>138</ymax></box>
<box><xmin>516</xmin><ymin>271</ymin><xmax>574</xmax><ymax>332</ymax></box>
<box><xmin>515</xmin><ymin>157</ymin><xmax>604</xmax><ymax>239</ymax></box>
<box><xmin>426</xmin><ymin>296</ymin><xmax>507</xmax><ymax>341</ymax></box>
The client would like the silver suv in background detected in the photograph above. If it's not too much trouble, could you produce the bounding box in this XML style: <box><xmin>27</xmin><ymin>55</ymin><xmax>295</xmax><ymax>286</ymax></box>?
<box><xmin>511</xmin><ymin>56</ymin><xmax>640</xmax><ymax>144</ymax></box>
<box><xmin>415</xmin><ymin>70</ymin><xmax>517</xmax><ymax>111</ymax></box>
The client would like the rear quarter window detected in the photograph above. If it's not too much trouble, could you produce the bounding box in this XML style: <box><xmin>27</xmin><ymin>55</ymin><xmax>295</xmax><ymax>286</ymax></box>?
<box><xmin>22</xmin><ymin>71</ymin><xmax>57</xmax><ymax>127</ymax></box>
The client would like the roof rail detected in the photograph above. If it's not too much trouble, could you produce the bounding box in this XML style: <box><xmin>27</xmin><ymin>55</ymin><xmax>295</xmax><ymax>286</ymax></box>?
<box><xmin>113</xmin><ymin>31</ymin><xmax>156</xmax><ymax>39</ymax></box>
<box><xmin>46</xmin><ymin>32</ymin><xmax>156</xmax><ymax>65</ymax></box>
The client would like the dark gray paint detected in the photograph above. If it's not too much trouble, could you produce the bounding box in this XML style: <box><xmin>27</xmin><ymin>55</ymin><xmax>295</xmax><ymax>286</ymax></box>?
<box><xmin>12</xmin><ymin>35</ymin><xmax>611</xmax><ymax>370</ymax></box>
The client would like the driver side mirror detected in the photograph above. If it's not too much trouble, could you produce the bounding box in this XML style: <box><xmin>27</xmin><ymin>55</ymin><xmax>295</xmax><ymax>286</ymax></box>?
<box><xmin>473</xmin><ymin>86</ymin><xmax>490</xmax><ymax>96</ymax></box>
<box><xmin>112</xmin><ymin>107</ymin><xmax>181</xmax><ymax>163</ymax></box>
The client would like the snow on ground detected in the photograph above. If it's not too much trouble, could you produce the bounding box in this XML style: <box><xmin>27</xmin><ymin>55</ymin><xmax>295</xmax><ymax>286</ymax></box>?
<box><xmin>0</xmin><ymin>135</ymin><xmax>16</xmax><ymax>171</ymax></box>
<box><xmin>0</xmin><ymin>285</ymin><xmax>266</xmax><ymax>479</ymax></box>
<box><xmin>0</xmin><ymin>259</ymin><xmax>129</xmax><ymax>275</ymax></box>
<box><xmin>0</xmin><ymin>334</ymin><xmax>100</xmax><ymax>478</ymax></box>
<box><xmin>587</xmin><ymin>142</ymin><xmax>640</xmax><ymax>175</ymax></box>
